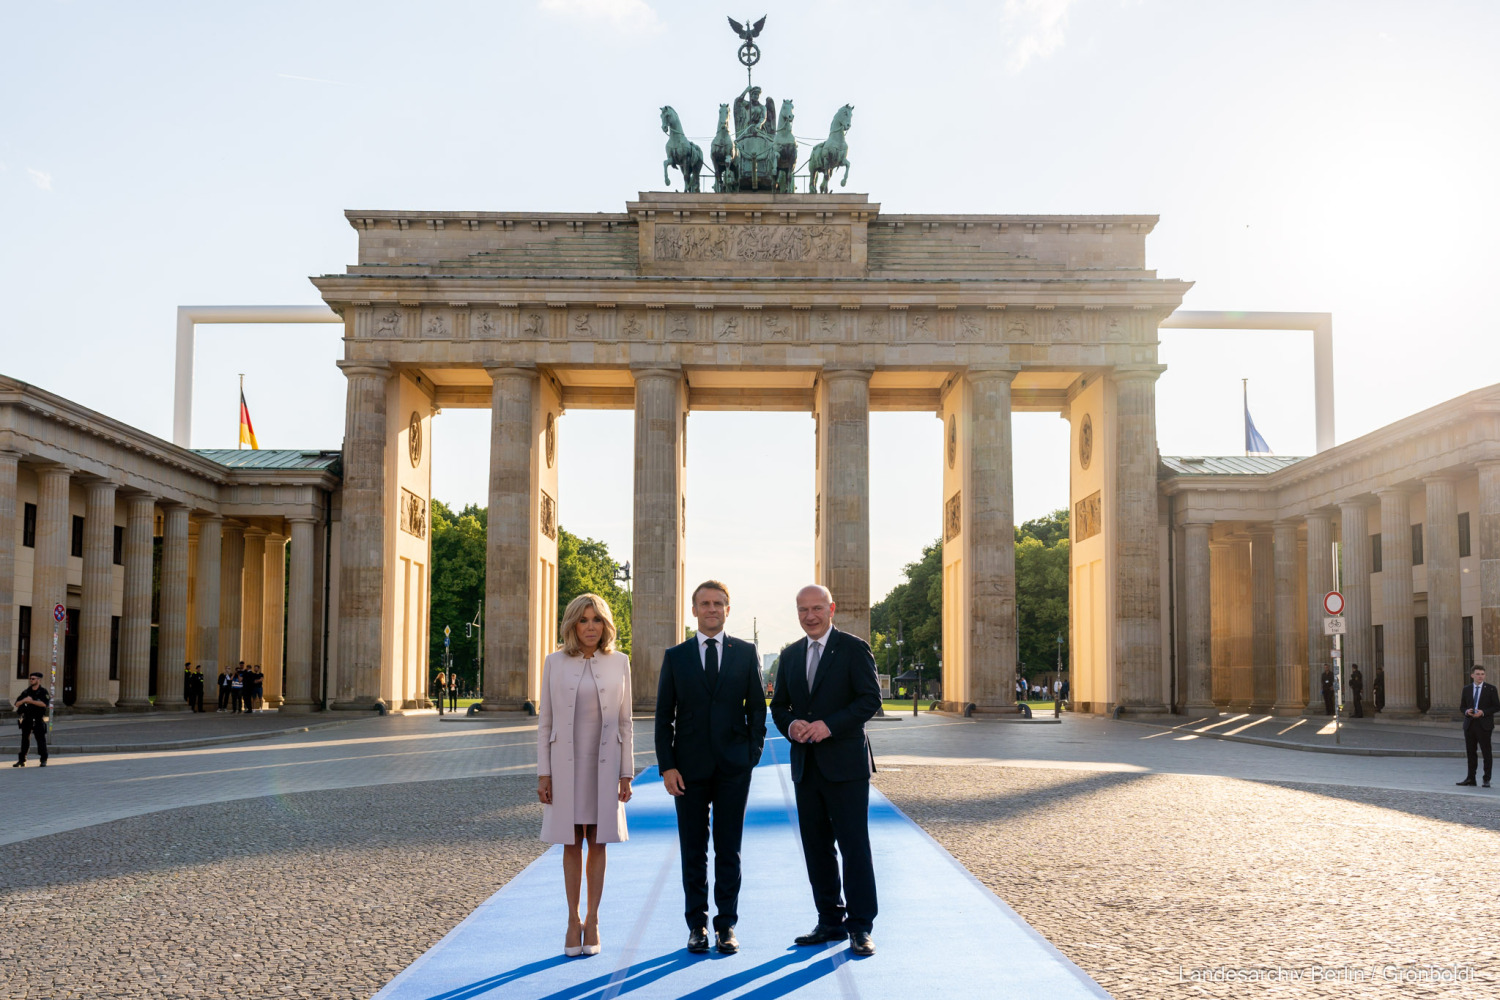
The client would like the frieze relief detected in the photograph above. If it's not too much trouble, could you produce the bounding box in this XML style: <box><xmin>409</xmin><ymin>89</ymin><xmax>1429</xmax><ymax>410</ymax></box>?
<box><xmin>653</xmin><ymin>223</ymin><xmax>851</xmax><ymax>262</ymax></box>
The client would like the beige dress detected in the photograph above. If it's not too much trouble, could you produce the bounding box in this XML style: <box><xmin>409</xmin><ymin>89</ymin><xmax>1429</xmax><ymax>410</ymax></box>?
<box><xmin>536</xmin><ymin>649</ymin><xmax>634</xmax><ymax>844</ymax></box>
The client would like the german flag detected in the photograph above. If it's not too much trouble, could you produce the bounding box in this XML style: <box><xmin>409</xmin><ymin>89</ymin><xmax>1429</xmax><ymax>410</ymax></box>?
<box><xmin>238</xmin><ymin>389</ymin><xmax>259</xmax><ymax>450</ymax></box>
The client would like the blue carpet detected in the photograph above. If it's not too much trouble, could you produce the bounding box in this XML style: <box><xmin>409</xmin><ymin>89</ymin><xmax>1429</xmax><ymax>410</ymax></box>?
<box><xmin>375</xmin><ymin>736</ymin><xmax>1109</xmax><ymax>1000</ymax></box>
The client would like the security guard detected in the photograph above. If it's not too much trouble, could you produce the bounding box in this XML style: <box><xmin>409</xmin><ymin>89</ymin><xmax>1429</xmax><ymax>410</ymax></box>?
<box><xmin>13</xmin><ymin>672</ymin><xmax>51</xmax><ymax>767</ymax></box>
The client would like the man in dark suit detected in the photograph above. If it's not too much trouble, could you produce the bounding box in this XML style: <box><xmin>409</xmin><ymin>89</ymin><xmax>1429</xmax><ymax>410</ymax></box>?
<box><xmin>1348</xmin><ymin>664</ymin><xmax>1364</xmax><ymax>718</ymax></box>
<box><xmin>656</xmin><ymin>580</ymin><xmax>766</xmax><ymax>955</ymax></box>
<box><xmin>1457</xmin><ymin>666</ymin><xmax>1499</xmax><ymax>787</ymax></box>
<box><xmin>770</xmin><ymin>584</ymin><xmax>882</xmax><ymax>957</ymax></box>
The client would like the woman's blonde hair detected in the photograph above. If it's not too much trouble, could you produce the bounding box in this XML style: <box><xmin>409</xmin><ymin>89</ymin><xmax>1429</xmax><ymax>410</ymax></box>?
<box><xmin>559</xmin><ymin>593</ymin><xmax>618</xmax><ymax>656</ymax></box>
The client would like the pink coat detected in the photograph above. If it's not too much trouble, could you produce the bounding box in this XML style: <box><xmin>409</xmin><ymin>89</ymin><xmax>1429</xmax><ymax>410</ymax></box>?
<box><xmin>536</xmin><ymin>650</ymin><xmax>634</xmax><ymax>844</ymax></box>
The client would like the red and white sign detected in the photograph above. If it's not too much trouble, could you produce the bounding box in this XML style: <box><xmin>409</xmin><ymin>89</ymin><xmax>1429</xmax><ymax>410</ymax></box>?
<box><xmin>53</xmin><ymin>603</ymin><xmax>66</xmax><ymax>623</ymax></box>
<box><xmin>1324</xmin><ymin>591</ymin><xmax>1344</xmax><ymax>616</ymax></box>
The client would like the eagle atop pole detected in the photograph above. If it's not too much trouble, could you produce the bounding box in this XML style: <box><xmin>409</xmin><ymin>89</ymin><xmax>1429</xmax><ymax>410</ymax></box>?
<box><xmin>728</xmin><ymin>14</ymin><xmax>766</xmax><ymax>88</ymax></box>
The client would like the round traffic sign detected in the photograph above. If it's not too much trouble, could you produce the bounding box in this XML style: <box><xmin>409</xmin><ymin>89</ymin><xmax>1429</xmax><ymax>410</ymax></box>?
<box><xmin>53</xmin><ymin>604</ymin><xmax>66</xmax><ymax>623</ymax></box>
<box><xmin>1324</xmin><ymin>591</ymin><xmax>1344</xmax><ymax>616</ymax></box>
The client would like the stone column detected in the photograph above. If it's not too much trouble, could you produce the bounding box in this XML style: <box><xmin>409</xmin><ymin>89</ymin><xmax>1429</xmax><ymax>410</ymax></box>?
<box><xmin>816</xmin><ymin>368</ymin><xmax>874</xmax><ymax>644</ymax></box>
<box><xmin>1304</xmin><ymin>511</ymin><xmax>1334</xmax><ymax>712</ymax></box>
<box><xmin>1338</xmin><ymin>500</ymin><xmax>1373</xmax><ymax>690</ymax></box>
<box><xmin>281</xmin><ymin>517</ymin><xmax>318</xmax><ymax>712</ymax></box>
<box><xmin>1249</xmin><ymin>526</ymin><xmax>1275</xmax><ymax>713</ymax></box>
<box><xmin>32</xmin><ymin>466</ymin><xmax>72</xmax><ymax>680</ymax></box>
<box><xmin>1182</xmin><ymin>522</ymin><xmax>1214</xmax><ymax>712</ymax></box>
<box><xmin>1477</xmin><ymin>462</ymin><xmax>1500</xmax><ymax>675</ymax></box>
<box><xmin>1378</xmin><ymin>488</ymin><xmax>1417</xmax><ymax>714</ymax></box>
<box><xmin>241</xmin><ymin>528</ymin><xmax>267</xmax><ymax>670</ymax></box>
<box><xmin>631</xmin><ymin>366</ymin><xmax>685</xmax><ymax>710</ymax></box>
<box><xmin>218</xmin><ymin>522</ymin><xmax>245</xmax><ymax>674</ymax></box>
<box><xmin>0</xmin><ymin>452</ymin><xmax>17</xmax><ymax>685</ymax></box>
<box><xmin>484</xmin><ymin>366</ymin><xmax>540</xmax><ymax>710</ymax></box>
<box><xmin>1229</xmin><ymin>540</ymin><xmax>1253</xmax><ymax>710</ymax></box>
<box><xmin>1209</xmin><ymin>540</ymin><xmax>1230</xmax><ymax>707</ymax></box>
<box><xmin>116</xmin><ymin>494</ymin><xmax>157</xmax><ymax>710</ymax></box>
<box><xmin>193</xmin><ymin>514</ymin><xmax>223</xmax><ymax>683</ymax></box>
<box><xmin>262</xmin><ymin>532</ymin><xmax>287</xmax><ymax>707</ymax></box>
<box><xmin>963</xmin><ymin>367</ymin><xmax>1017</xmax><ymax>710</ymax></box>
<box><xmin>1272</xmin><ymin>520</ymin><xmax>1303</xmax><ymax>714</ymax></box>
<box><xmin>159</xmin><ymin>505</ymin><xmax>191</xmax><ymax>710</ymax></box>
<box><xmin>75</xmin><ymin>480</ymin><xmax>117</xmax><ymax>710</ymax></box>
<box><xmin>1112</xmin><ymin>367</ymin><xmax>1165</xmax><ymax>710</ymax></box>
<box><xmin>1424</xmin><ymin>476</ymin><xmax>1462</xmax><ymax>715</ymax></box>
<box><xmin>335</xmin><ymin>362</ymin><xmax>391</xmax><ymax>709</ymax></box>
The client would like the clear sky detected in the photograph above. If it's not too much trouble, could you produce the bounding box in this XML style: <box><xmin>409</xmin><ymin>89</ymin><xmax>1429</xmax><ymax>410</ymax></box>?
<box><xmin>5</xmin><ymin>1</ymin><xmax>1498</xmax><ymax>655</ymax></box>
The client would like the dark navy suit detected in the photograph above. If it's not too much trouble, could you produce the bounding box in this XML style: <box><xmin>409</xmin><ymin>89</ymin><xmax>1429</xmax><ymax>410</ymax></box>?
<box><xmin>1460</xmin><ymin>681</ymin><xmax>1500</xmax><ymax>783</ymax></box>
<box><xmin>655</xmin><ymin>632</ymin><xmax>766</xmax><ymax>932</ymax></box>
<box><xmin>770</xmin><ymin>626</ymin><xmax>881</xmax><ymax>934</ymax></box>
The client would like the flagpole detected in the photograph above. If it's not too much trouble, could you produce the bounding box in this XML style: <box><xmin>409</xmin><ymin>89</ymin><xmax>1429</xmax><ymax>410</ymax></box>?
<box><xmin>1242</xmin><ymin>378</ymin><xmax>1248</xmax><ymax>458</ymax></box>
<box><xmin>238</xmin><ymin>373</ymin><xmax>244</xmax><ymax>451</ymax></box>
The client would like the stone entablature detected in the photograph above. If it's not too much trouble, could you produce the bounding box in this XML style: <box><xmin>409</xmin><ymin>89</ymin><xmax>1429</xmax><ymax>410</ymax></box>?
<box><xmin>1163</xmin><ymin>384</ymin><xmax>1500</xmax><ymax>525</ymax></box>
<box><xmin>340</xmin><ymin>193</ymin><xmax>1161</xmax><ymax>281</ymax></box>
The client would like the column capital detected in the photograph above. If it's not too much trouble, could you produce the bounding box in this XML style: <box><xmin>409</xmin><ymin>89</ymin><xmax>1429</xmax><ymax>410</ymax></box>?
<box><xmin>965</xmin><ymin>364</ymin><xmax>1022</xmax><ymax>383</ymax></box>
<box><xmin>1476</xmin><ymin>459</ymin><xmax>1500</xmax><ymax>474</ymax></box>
<box><xmin>1248</xmin><ymin>524</ymin><xmax>1273</xmax><ymax>540</ymax></box>
<box><xmin>1374</xmin><ymin>485</ymin><xmax>1412</xmax><ymax>499</ymax></box>
<box><xmin>629</xmin><ymin>363</ymin><xmax>682</xmax><ymax>381</ymax></box>
<box><xmin>820</xmin><ymin>365</ymin><xmax>875</xmax><ymax>382</ymax></box>
<box><xmin>243</xmin><ymin>526</ymin><xmax>269</xmax><ymax>540</ymax></box>
<box><xmin>336</xmin><ymin>360</ymin><xmax>392</xmax><ymax>379</ymax></box>
<box><xmin>266</xmin><ymin>531</ymin><xmax>286</xmax><ymax>543</ymax></box>
<box><xmin>485</xmin><ymin>361</ymin><xmax>539</xmax><ymax>377</ymax></box>
<box><xmin>1304</xmin><ymin>508</ymin><xmax>1333</xmax><ymax>522</ymax></box>
<box><xmin>285</xmin><ymin>515</ymin><xmax>319</xmax><ymax>525</ymax></box>
<box><xmin>1108</xmin><ymin>364</ymin><xmax>1167</xmax><ymax>383</ymax></box>
<box><xmin>1337</xmin><ymin>497</ymin><xmax>1372</xmax><ymax>512</ymax></box>
<box><xmin>1423</xmin><ymin>472</ymin><xmax>1459</xmax><ymax>485</ymax></box>
<box><xmin>125</xmin><ymin>493</ymin><xmax>156</xmax><ymax>515</ymax></box>
<box><xmin>195</xmin><ymin>511</ymin><xmax>225</xmax><ymax>525</ymax></box>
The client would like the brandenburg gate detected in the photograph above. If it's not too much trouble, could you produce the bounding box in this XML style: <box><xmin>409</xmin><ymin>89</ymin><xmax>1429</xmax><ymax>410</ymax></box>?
<box><xmin>311</xmin><ymin>190</ymin><xmax>1190</xmax><ymax>715</ymax></box>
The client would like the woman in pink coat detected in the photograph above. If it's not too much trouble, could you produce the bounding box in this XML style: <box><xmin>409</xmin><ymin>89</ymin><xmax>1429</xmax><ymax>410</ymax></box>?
<box><xmin>537</xmin><ymin>593</ymin><xmax>634</xmax><ymax>957</ymax></box>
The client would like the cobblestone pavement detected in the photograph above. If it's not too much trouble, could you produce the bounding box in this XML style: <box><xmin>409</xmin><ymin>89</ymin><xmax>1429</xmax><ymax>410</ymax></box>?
<box><xmin>0</xmin><ymin>778</ymin><xmax>546</xmax><ymax>1000</ymax></box>
<box><xmin>4</xmin><ymin>712</ymin><xmax>1498</xmax><ymax>998</ymax></box>
<box><xmin>873</xmin><ymin>765</ymin><xmax>1500</xmax><ymax>999</ymax></box>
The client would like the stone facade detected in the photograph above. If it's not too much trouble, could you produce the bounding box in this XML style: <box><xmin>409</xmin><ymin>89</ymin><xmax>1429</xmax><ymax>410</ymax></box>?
<box><xmin>1162</xmin><ymin>384</ymin><xmax>1500</xmax><ymax>718</ymax></box>
<box><xmin>0</xmin><ymin>376</ymin><xmax>343</xmax><ymax>711</ymax></box>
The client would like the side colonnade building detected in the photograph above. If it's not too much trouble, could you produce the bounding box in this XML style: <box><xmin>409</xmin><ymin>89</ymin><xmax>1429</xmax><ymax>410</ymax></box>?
<box><xmin>0</xmin><ymin>376</ymin><xmax>351</xmax><ymax>711</ymax></box>
<box><xmin>1164</xmin><ymin>383</ymin><xmax>1500</xmax><ymax>718</ymax></box>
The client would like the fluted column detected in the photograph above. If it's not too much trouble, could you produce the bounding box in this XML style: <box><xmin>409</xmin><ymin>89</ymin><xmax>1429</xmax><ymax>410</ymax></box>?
<box><xmin>262</xmin><ymin>532</ymin><xmax>286</xmax><ymax>707</ymax></box>
<box><xmin>1424</xmin><ymin>476</ymin><xmax>1461</xmax><ymax>715</ymax></box>
<box><xmin>116</xmin><ymin>494</ymin><xmax>157</xmax><ymax>709</ymax></box>
<box><xmin>1229</xmin><ymin>540</ymin><xmax>1253</xmax><ymax>709</ymax></box>
<box><xmin>1209</xmin><ymin>540</ymin><xmax>1230</xmax><ymax>707</ymax></box>
<box><xmin>0</xmin><ymin>452</ymin><xmax>18</xmax><ymax>684</ymax></box>
<box><xmin>1272</xmin><ymin>520</ymin><xmax>1303</xmax><ymax>714</ymax></box>
<box><xmin>32</xmin><ymin>466</ymin><xmax>72</xmax><ymax>686</ymax></box>
<box><xmin>1304</xmin><ymin>511</ymin><xmax>1334</xmax><ymax>712</ymax></box>
<box><xmin>631</xmin><ymin>366</ymin><xmax>685</xmax><ymax>710</ymax></box>
<box><xmin>1249</xmin><ymin>526</ymin><xmax>1275</xmax><ymax>713</ymax></box>
<box><xmin>1182</xmin><ymin>522</ymin><xmax>1213</xmax><ymax>711</ymax></box>
<box><xmin>241</xmin><ymin>528</ymin><xmax>267</xmax><ymax>669</ymax></box>
<box><xmin>159</xmin><ymin>505</ymin><xmax>190</xmax><ymax>709</ymax></box>
<box><xmin>281</xmin><ymin>517</ymin><xmax>318</xmax><ymax>711</ymax></box>
<box><xmin>76</xmin><ymin>480</ymin><xmax>117</xmax><ymax>710</ymax></box>
<box><xmin>1378</xmin><ymin>488</ymin><xmax>1417</xmax><ymax>714</ymax></box>
<box><xmin>218</xmin><ymin>522</ymin><xmax>245</xmax><ymax>674</ymax></box>
<box><xmin>962</xmin><ymin>367</ymin><xmax>1017</xmax><ymax>710</ymax></box>
<box><xmin>1338</xmin><ymin>500</ymin><xmax>1373</xmax><ymax>688</ymax></box>
<box><xmin>816</xmin><ymin>369</ymin><xmax>874</xmax><ymax>645</ymax></box>
<box><xmin>1112</xmin><ymin>367</ymin><xmax>1165</xmax><ymax>710</ymax></box>
<box><xmin>335</xmin><ymin>361</ymin><xmax>391</xmax><ymax>709</ymax></box>
<box><xmin>1477</xmin><ymin>462</ymin><xmax>1500</xmax><ymax>675</ymax></box>
<box><xmin>193</xmin><ymin>514</ymin><xmax>223</xmax><ymax>682</ymax></box>
<box><xmin>483</xmin><ymin>365</ymin><xmax>541</xmax><ymax>710</ymax></box>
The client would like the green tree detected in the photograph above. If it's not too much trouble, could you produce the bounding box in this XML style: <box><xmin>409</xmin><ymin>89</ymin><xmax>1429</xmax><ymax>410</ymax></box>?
<box><xmin>1015</xmin><ymin>515</ymin><xmax>1070</xmax><ymax>679</ymax></box>
<box><xmin>556</xmin><ymin>527</ymin><xmax>632</xmax><ymax>654</ymax></box>
<box><xmin>428</xmin><ymin>500</ymin><xmax>487</xmax><ymax>691</ymax></box>
<box><xmin>869</xmin><ymin>539</ymin><xmax>943</xmax><ymax>679</ymax></box>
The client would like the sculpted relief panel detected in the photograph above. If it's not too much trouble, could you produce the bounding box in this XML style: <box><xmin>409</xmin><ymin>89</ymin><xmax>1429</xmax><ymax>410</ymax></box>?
<box><xmin>654</xmin><ymin>224</ymin><xmax>851</xmax><ymax>262</ymax></box>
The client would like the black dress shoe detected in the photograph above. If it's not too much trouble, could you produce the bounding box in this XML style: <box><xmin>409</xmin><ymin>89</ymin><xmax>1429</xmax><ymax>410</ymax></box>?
<box><xmin>10</xmin><ymin>761</ymin><xmax>22</xmax><ymax>768</ymax></box>
<box><xmin>1486</xmin><ymin>781</ymin><xmax>1492</xmax><ymax>788</ymax></box>
<box><xmin>1457</xmin><ymin>779</ymin><xmax>1477</xmax><ymax>786</ymax></box>
<box><xmin>687</xmin><ymin>927</ymin><xmax>710</xmax><ymax>954</ymax></box>
<box><xmin>849</xmin><ymin>931</ymin><xmax>876</xmax><ymax>957</ymax></box>
<box><xmin>715</xmin><ymin>928</ymin><xmax>739</xmax><ymax>954</ymax></box>
<box><xmin>794</xmin><ymin>924</ymin><xmax>848</xmax><ymax>946</ymax></box>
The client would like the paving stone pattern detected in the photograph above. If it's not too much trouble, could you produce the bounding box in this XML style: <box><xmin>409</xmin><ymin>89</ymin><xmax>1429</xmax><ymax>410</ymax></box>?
<box><xmin>875</xmin><ymin>765</ymin><xmax>1500</xmax><ymax>1000</ymax></box>
<box><xmin>0</xmin><ymin>777</ymin><xmax>546</xmax><ymax>1000</ymax></box>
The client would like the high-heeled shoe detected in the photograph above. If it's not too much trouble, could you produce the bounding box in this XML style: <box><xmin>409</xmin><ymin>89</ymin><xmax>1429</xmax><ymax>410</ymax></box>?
<box><xmin>581</xmin><ymin>924</ymin><xmax>600</xmax><ymax>956</ymax></box>
<box><xmin>564</xmin><ymin>923</ymin><xmax>584</xmax><ymax>957</ymax></box>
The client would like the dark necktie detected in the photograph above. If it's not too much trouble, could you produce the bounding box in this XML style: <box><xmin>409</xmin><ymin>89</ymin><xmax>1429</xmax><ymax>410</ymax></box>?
<box><xmin>705</xmin><ymin>638</ymin><xmax>719</xmax><ymax>689</ymax></box>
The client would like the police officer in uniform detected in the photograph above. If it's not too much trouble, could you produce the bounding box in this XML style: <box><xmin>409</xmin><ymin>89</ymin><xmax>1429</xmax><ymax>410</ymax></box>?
<box><xmin>13</xmin><ymin>672</ymin><xmax>51</xmax><ymax>767</ymax></box>
<box><xmin>1348</xmin><ymin>664</ymin><xmax>1365</xmax><ymax>718</ymax></box>
<box><xmin>1320</xmin><ymin>666</ymin><xmax>1336</xmax><ymax>715</ymax></box>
